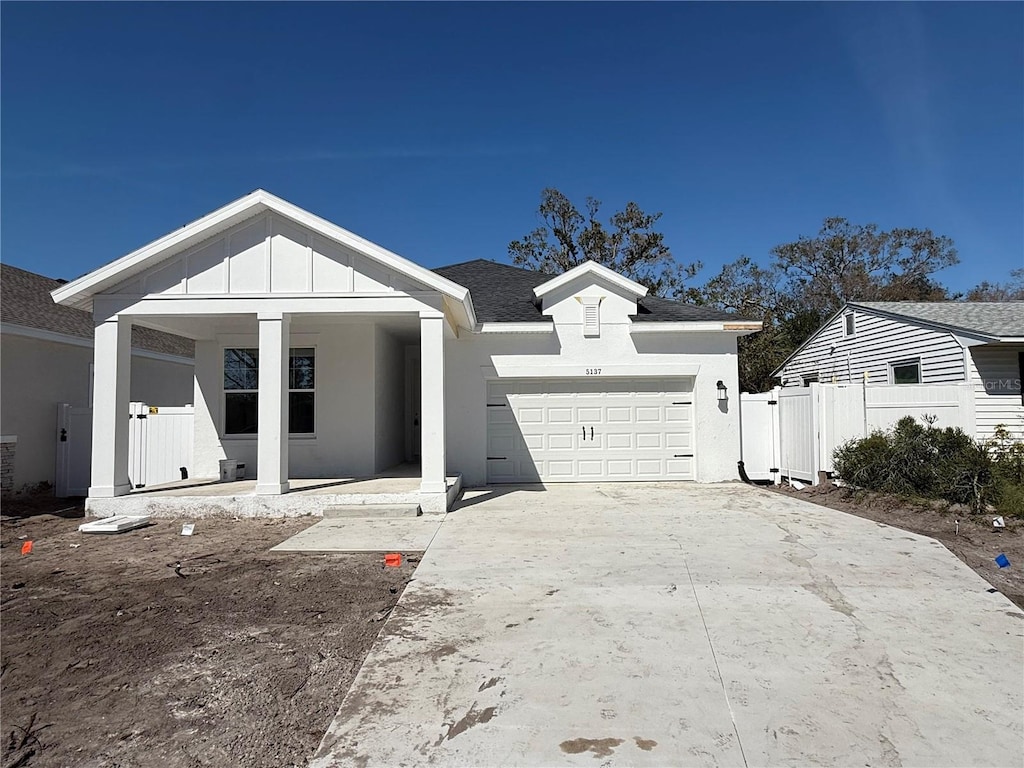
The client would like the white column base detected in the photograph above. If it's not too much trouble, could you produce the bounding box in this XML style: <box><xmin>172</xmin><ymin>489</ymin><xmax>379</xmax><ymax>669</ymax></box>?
<box><xmin>255</xmin><ymin>482</ymin><xmax>290</xmax><ymax>496</ymax></box>
<box><xmin>418</xmin><ymin>491</ymin><xmax>448</xmax><ymax>514</ymax></box>
<box><xmin>88</xmin><ymin>483</ymin><xmax>133</xmax><ymax>498</ymax></box>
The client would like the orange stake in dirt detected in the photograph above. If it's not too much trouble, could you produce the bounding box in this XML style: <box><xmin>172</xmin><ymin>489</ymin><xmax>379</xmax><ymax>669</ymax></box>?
<box><xmin>20</xmin><ymin>541</ymin><xmax>33</xmax><ymax>555</ymax></box>
<box><xmin>384</xmin><ymin>553</ymin><xmax>402</xmax><ymax>568</ymax></box>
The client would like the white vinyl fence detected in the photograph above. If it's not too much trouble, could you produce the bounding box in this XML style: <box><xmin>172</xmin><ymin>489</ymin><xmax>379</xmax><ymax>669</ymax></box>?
<box><xmin>56</xmin><ymin>402</ymin><xmax>194</xmax><ymax>497</ymax></box>
<box><xmin>741</xmin><ymin>383</ymin><xmax>976</xmax><ymax>484</ymax></box>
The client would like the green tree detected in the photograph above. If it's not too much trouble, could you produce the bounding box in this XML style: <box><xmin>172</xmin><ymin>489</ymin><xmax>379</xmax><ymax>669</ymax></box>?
<box><xmin>508</xmin><ymin>188</ymin><xmax>701</xmax><ymax>297</ymax></box>
<box><xmin>690</xmin><ymin>218</ymin><xmax>958</xmax><ymax>392</ymax></box>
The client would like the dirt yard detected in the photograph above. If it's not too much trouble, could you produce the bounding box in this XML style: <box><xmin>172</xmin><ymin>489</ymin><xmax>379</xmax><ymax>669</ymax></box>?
<box><xmin>1</xmin><ymin>498</ymin><xmax>416</xmax><ymax>768</ymax></box>
<box><xmin>772</xmin><ymin>483</ymin><xmax>1024</xmax><ymax>609</ymax></box>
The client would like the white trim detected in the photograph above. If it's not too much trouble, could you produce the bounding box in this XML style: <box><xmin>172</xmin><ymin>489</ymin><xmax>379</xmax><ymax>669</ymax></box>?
<box><xmin>483</xmin><ymin>362</ymin><xmax>701</xmax><ymax>379</ymax></box>
<box><xmin>50</xmin><ymin>189</ymin><xmax>477</xmax><ymax>325</ymax></box>
<box><xmin>889</xmin><ymin>358</ymin><xmax>923</xmax><ymax>385</ymax></box>
<box><xmin>532</xmin><ymin>260</ymin><xmax>648</xmax><ymax>300</ymax></box>
<box><xmin>0</xmin><ymin>322</ymin><xmax>194</xmax><ymax>365</ymax></box>
<box><xmin>629</xmin><ymin>321</ymin><xmax>761</xmax><ymax>333</ymax></box>
<box><xmin>0</xmin><ymin>435</ymin><xmax>17</xmax><ymax>444</ymax></box>
<box><xmin>473</xmin><ymin>322</ymin><xmax>555</xmax><ymax>334</ymax></box>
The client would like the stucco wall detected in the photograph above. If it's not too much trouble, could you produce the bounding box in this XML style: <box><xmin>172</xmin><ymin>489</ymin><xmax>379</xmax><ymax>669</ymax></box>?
<box><xmin>0</xmin><ymin>333</ymin><xmax>193</xmax><ymax>490</ymax></box>
<box><xmin>445</xmin><ymin>325</ymin><xmax>742</xmax><ymax>485</ymax></box>
<box><xmin>192</xmin><ymin>323</ymin><xmax>381</xmax><ymax>480</ymax></box>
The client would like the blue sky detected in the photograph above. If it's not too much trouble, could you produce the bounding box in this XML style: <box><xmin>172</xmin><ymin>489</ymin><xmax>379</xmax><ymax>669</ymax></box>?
<box><xmin>2</xmin><ymin>2</ymin><xmax>1022</xmax><ymax>293</ymax></box>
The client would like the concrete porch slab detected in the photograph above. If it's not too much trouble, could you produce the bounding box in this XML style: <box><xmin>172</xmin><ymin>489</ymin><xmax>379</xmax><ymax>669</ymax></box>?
<box><xmin>86</xmin><ymin>473</ymin><xmax>462</xmax><ymax>518</ymax></box>
<box><xmin>270</xmin><ymin>516</ymin><xmax>444</xmax><ymax>553</ymax></box>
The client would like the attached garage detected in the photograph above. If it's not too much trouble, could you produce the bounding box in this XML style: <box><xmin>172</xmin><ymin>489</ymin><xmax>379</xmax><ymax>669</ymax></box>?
<box><xmin>486</xmin><ymin>378</ymin><xmax>695</xmax><ymax>483</ymax></box>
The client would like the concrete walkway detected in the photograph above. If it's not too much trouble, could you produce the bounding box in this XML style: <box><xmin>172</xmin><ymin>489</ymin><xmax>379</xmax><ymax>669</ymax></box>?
<box><xmin>310</xmin><ymin>484</ymin><xmax>1024</xmax><ymax>768</ymax></box>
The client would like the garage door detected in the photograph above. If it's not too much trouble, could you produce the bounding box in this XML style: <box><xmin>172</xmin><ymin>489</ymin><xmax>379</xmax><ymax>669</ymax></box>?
<box><xmin>486</xmin><ymin>378</ymin><xmax>695</xmax><ymax>483</ymax></box>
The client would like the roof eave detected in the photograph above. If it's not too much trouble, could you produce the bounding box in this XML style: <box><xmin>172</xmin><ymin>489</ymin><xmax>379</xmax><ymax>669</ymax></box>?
<box><xmin>532</xmin><ymin>261</ymin><xmax>648</xmax><ymax>300</ymax></box>
<box><xmin>630</xmin><ymin>320</ymin><xmax>762</xmax><ymax>334</ymax></box>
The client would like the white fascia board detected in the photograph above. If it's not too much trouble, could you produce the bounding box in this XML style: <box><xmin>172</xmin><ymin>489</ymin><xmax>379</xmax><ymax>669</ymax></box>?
<box><xmin>50</xmin><ymin>189</ymin><xmax>475</xmax><ymax>319</ymax></box>
<box><xmin>629</xmin><ymin>321</ymin><xmax>762</xmax><ymax>334</ymax></box>
<box><xmin>0</xmin><ymin>322</ymin><xmax>194</xmax><ymax>365</ymax></box>
<box><xmin>474</xmin><ymin>322</ymin><xmax>555</xmax><ymax>334</ymax></box>
<box><xmin>532</xmin><ymin>261</ymin><xmax>648</xmax><ymax>300</ymax></box>
<box><xmin>770</xmin><ymin>303</ymin><xmax>849</xmax><ymax>378</ymax></box>
<box><xmin>486</xmin><ymin>361</ymin><xmax>700</xmax><ymax>379</ymax></box>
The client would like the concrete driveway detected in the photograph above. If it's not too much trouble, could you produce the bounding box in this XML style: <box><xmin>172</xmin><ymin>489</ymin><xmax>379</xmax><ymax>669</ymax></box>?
<box><xmin>310</xmin><ymin>483</ymin><xmax>1024</xmax><ymax>767</ymax></box>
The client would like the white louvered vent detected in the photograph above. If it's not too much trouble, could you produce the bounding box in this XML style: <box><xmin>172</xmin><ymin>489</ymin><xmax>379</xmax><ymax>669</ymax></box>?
<box><xmin>582</xmin><ymin>299</ymin><xmax>601</xmax><ymax>337</ymax></box>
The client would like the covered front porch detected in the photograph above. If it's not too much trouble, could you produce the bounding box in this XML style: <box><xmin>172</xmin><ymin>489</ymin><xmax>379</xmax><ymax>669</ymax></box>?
<box><xmin>86</xmin><ymin>306</ymin><xmax>453</xmax><ymax>515</ymax></box>
<box><xmin>51</xmin><ymin>191</ymin><xmax>477</xmax><ymax>516</ymax></box>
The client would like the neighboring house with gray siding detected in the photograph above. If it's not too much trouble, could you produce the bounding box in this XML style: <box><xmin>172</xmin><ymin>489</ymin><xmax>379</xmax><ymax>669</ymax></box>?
<box><xmin>0</xmin><ymin>264</ymin><xmax>195</xmax><ymax>494</ymax></box>
<box><xmin>774</xmin><ymin>301</ymin><xmax>1024</xmax><ymax>441</ymax></box>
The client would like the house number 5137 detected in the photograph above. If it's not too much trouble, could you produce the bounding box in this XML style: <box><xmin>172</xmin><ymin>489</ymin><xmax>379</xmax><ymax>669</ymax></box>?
<box><xmin>585</xmin><ymin>368</ymin><xmax>602</xmax><ymax>375</ymax></box>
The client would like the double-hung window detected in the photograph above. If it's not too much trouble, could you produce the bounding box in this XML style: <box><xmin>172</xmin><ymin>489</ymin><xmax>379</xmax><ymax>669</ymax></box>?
<box><xmin>223</xmin><ymin>348</ymin><xmax>315</xmax><ymax>435</ymax></box>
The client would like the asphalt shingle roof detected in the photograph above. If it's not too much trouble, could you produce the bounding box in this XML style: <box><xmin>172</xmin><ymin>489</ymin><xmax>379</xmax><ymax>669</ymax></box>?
<box><xmin>433</xmin><ymin>259</ymin><xmax>746</xmax><ymax>323</ymax></box>
<box><xmin>1</xmin><ymin>263</ymin><xmax>195</xmax><ymax>358</ymax></box>
<box><xmin>853</xmin><ymin>301</ymin><xmax>1024</xmax><ymax>339</ymax></box>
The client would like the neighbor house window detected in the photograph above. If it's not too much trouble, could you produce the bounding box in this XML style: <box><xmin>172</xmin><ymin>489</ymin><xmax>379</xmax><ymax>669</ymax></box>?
<box><xmin>223</xmin><ymin>348</ymin><xmax>316</xmax><ymax>435</ymax></box>
<box><xmin>844</xmin><ymin>312</ymin><xmax>855</xmax><ymax>336</ymax></box>
<box><xmin>890</xmin><ymin>360</ymin><xmax>921</xmax><ymax>385</ymax></box>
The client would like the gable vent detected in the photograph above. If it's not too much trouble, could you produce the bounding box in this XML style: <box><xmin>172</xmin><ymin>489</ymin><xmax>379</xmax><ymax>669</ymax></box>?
<box><xmin>581</xmin><ymin>298</ymin><xmax>601</xmax><ymax>337</ymax></box>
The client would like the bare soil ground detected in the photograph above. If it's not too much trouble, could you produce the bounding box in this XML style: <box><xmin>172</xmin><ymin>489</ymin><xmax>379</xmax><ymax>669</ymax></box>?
<box><xmin>772</xmin><ymin>483</ymin><xmax>1024</xmax><ymax>610</ymax></box>
<box><xmin>0</xmin><ymin>496</ymin><xmax>416</xmax><ymax>768</ymax></box>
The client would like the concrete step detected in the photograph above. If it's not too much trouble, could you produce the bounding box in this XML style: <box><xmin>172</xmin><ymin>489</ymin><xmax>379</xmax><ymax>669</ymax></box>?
<box><xmin>322</xmin><ymin>505</ymin><xmax>421</xmax><ymax>519</ymax></box>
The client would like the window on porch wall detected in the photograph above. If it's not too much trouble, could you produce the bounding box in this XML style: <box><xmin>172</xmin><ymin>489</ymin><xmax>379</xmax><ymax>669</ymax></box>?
<box><xmin>223</xmin><ymin>348</ymin><xmax>315</xmax><ymax>435</ymax></box>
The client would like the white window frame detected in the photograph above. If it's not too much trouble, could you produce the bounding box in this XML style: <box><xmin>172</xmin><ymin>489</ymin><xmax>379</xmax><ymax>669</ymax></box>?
<box><xmin>843</xmin><ymin>312</ymin><xmax>856</xmax><ymax>337</ymax></box>
<box><xmin>889</xmin><ymin>358</ymin><xmax>922</xmax><ymax>385</ymax></box>
<box><xmin>287</xmin><ymin>347</ymin><xmax>316</xmax><ymax>437</ymax></box>
<box><xmin>221</xmin><ymin>346</ymin><xmax>317</xmax><ymax>438</ymax></box>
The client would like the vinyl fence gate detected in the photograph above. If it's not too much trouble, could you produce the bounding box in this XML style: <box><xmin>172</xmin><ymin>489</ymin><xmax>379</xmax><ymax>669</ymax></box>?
<box><xmin>56</xmin><ymin>402</ymin><xmax>195</xmax><ymax>497</ymax></box>
<box><xmin>740</xmin><ymin>382</ymin><xmax>976</xmax><ymax>485</ymax></box>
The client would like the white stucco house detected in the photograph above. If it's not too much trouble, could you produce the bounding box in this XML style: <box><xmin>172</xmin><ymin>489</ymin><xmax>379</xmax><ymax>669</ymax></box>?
<box><xmin>51</xmin><ymin>190</ymin><xmax>760</xmax><ymax>513</ymax></box>
<box><xmin>774</xmin><ymin>301</ymin><xmax>1024</xmax><ymax>441</ymax></box>
<box><xmin>1</xmin><ymin>264</ymin><xmax>194</xmax><ymax>495</ymax></box>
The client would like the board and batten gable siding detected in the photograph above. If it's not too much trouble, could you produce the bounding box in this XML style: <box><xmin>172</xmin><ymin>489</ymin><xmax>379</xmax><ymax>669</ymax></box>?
<box><xmin>779</xmin><ymin>308</ymin><xmax>966</xmax><ymax>387</ymax></box>
<box><xmin>968</xmin><ymin>344</ymin><xmax>1024</xmax><ymax>441</ymax></box>
<box><xmin>109</xmin><ymin>211</ymin><xmax>426</xmax><ymax>298</ymax></box>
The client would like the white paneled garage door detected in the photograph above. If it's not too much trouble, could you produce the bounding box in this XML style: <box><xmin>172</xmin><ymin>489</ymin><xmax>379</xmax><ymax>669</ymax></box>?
<box><xmin>486</xmin><ymin>378</ymin><xmax>695</xmax><ymax>483</ymax></box>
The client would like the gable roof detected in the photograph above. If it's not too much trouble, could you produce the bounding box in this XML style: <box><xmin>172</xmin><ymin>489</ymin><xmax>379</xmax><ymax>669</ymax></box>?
<box><xmin>532</xmin><ymin>260</ymin><xmax>648</xmax><ymax>300</ymax></box>
<box><xmin>772</xmin><ymin>299</ymin><xmax>1024</xmax><ymax>378</ymax></box>
<box><xmin>432</xmin><ymin>259</ymin><xmax>750</xmax><ymax>324</ymax></box>
<box><xmin>50</xmin><ymin>190</ymin><xmax>473</xmax><ymax>320</ymax></box>
<box><xmin>1</xmin><ymin>263</ymin><xmax>194</xmax><ymax>358</ymax></box>
<box><xmin>850</xmin><ymin>301</ymin><xmax>1024</xmax><ymax>339</ymax></box>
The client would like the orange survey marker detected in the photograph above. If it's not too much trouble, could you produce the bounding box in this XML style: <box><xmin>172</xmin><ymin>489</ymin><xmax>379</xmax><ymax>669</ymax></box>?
<box><xmin>21</xmin><ymin>541</ymin><xmax>33</xmax><ymax>555</ymax></box>
<box><xmin>384</xmin><ymin>553</ymin><xmax>402</xmax><ymax>568</ymax></box>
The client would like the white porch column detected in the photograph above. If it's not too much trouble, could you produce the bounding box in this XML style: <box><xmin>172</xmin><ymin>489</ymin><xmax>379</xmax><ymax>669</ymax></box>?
<box><xmin>256</xmin><ymin>312</ymin><xmax>290</xmax><ymax>495</ymax></box>
<box><xmin>420</xmin><ymin>312</ymin><xmax>447</xmax><ymax>495</ymax></box>
<box><xmin>89</xmin><ymin>315</ymin><xmax>132</xmax><ymax>497</ymax></box>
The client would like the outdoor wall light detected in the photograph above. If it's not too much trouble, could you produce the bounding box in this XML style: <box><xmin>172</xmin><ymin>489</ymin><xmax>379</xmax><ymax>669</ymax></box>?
<box><xmin>716</xmin><ymin>380</ymin><xmax>728</xmax><ymax>401</ymax></box>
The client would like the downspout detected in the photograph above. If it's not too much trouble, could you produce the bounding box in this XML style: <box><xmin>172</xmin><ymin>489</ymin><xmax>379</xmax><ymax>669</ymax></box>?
<box><xmin>737</xmin><ymin>460</ymin><xmax>773</xmax><ymax>486</ymax></box>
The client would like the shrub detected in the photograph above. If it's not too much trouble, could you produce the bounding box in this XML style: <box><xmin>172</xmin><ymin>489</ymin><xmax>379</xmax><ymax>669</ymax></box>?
<box><xmin>833</xmin><ymin>417</ymin><xmax>998</xmax><ymax>513</ymax></box>
<box><xmin>988</xmin><ymin>426</ymin><xmax>1024</xmax><ymax>517</ymax></box>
